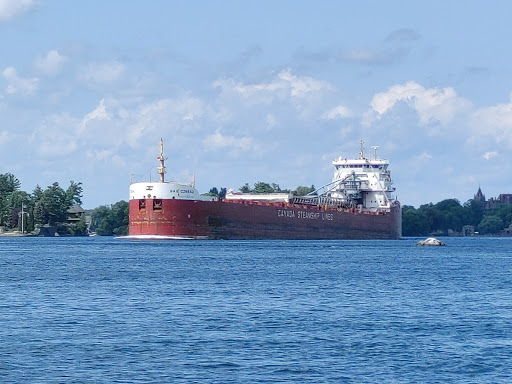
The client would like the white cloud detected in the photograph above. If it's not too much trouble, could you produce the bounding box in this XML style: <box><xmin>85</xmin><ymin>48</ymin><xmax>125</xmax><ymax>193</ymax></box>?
<box><xmin>80</xmin><ymin>99</ymin><xmax>111</xmax><ymax>129</ymax></box>
<box><xmin>322</xmin><ymin>105</ymin><xmax>352</xmax><ymax>120</ymax></box>
<box><xmin>33</xmin><ymin>113</ymin><xmax>79</xmax><ymax>158</ymax></box>
<box><xmin>0</xmin><ymin>0</ymin><xmax>37</xmax><ymax>21</ymax></box>
<box><xmin>123</xmin><ymin>96</ymin><xmax>204</xmax><ymax>147</ymax></box>
<box><xmin>2</xmin><ymin>66</ymin><xmax>39</xmax><ymax>95</ymax></box>
<box><xmin>367</xmin><ymin>81</ymin><xmax>470</xmax><ymax>126</ymax></box>
<box><xmin>483</xmin><ymin>151</ymin><xmax>497</xmax><ymax>160</ymax></box>
<box><xmin>413</xmin><ymin>151</ymin><xmax>433</xmax><ymax>162</ymax></box>
<box><xmin>78</xmin><ymin>61</ymin><xmax>125</xmax><ymax>86</ymax></box>
<box><xmin>34</xmin><ymin>50</ymin><xmax>67</xmax><ymax>77</ymax></box>
<box><xmin>470</xmin><ymin>95</ymin><xmax>512</xmax><ymax>147</ymax></box>
<box><xmin>86</xmin><ymin>149</ymin><xmax>126</xmax><ymax>167</ymax></box>
<box><xmin>203</xmin><ymin>129</ymin><xmax>253</xmax><ymax>151</ymax></box>
<box><xmin>213</xmin><ymin>69</ymin><xmax>333</xmax><ymax>104</ymax></box>
<box><xmin>266</xmin><ymin>114</ymin><xmax>277</xmax><ymax>129</ymax></box>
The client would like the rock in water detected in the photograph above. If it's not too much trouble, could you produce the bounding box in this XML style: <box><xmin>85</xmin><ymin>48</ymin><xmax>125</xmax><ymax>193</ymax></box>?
<box><xmin>416</xmin><ymin>237</ymin><xmax>446</xmax><ymax>246</ymax></box>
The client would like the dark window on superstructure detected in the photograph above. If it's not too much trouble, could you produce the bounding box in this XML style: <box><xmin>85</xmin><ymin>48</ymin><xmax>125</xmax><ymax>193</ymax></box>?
<box><xmin>139</xmin><ymin>199</ymin><xmax>146</xmax><ymax>210</ymax></box>
<box><xmin>153</xmin><ymin>199</ymin><xmax>163</xmax><ymax>211</ymax></box>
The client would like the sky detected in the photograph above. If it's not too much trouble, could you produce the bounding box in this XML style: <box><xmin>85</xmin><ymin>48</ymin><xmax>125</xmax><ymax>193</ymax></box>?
<box><xmin>1</xmin><ymin>0</ymin><xmax>512</xmax><ymax>209</ymax></box>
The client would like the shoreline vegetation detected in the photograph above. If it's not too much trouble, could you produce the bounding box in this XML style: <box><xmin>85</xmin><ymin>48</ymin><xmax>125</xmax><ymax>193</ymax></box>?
<box><xmin>0</xmin><ymin>172</ymin><xmax>127</xmax><ymax>237</ymax></box>
<box><xmin>2</xmin><ymin>174</ymin><xmax>512</xmax><ymax>237</ymax></box>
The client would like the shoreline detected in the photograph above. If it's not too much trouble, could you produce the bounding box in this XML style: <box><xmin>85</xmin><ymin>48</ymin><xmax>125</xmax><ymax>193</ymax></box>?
<box><xmin>0</xmin><ymin>232</ymin><xmax>35</xmax><ymax>237</ymax></box>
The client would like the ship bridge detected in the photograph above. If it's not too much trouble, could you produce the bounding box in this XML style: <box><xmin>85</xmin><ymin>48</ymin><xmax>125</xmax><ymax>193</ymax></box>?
<box><xmin>295</xmin><ymin>142</ymin><xmax>395</xmax><ymax>211</ymax></box>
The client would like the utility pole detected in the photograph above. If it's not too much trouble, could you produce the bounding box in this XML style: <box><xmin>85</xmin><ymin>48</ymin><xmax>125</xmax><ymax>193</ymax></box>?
<box><xmin>21</xmin><ymin>204</ymin><xmax>25</xmax><ymax>234</ymax></box>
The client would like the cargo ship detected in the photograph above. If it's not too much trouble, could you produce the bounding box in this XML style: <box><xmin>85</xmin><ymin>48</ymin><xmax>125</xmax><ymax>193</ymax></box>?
<box><xmin>128</xmin><ymin>140</ymin><xmax>401</xmax><ymax>239</ymax></box>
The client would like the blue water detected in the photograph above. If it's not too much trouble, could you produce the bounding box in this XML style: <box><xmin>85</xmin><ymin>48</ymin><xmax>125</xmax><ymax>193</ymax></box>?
<box><xmin>1</xmin><ymin>237</ymin><xmax>512</xmax><ymax>383</ymax></box>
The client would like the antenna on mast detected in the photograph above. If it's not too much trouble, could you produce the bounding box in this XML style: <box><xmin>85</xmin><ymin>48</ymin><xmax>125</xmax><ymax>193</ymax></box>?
<box><xmin>157</xmin><ymin>138</ymin><xmax>167</xmax><ymax>183</ymax></box>
<box><xmin>371</xmin><ymin>146</ymin><xmax>380</xmax><ymax>160</ymax></box>
<box><xmin>359</xmin><ymin>140</ymin><xmax>364</xmax><ymax>159</ymax></box>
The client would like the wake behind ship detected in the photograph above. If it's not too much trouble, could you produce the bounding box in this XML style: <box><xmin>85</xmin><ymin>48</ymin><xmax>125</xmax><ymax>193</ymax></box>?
<box><xmin>128</xmin><ymin>140</ymin><xmax>401</xmax><ymax>239</ymax></box>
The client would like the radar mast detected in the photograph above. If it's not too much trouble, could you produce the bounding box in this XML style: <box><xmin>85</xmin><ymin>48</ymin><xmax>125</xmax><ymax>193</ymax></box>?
<box><xmin>371</xmin><ymin>146</ymin><xmax>380</xmax><ymax>160</ymax></box>
<box><xmin>157</xmin><ymin>138</ymin><xmax>167</xmax><ymax>183</ymax></box>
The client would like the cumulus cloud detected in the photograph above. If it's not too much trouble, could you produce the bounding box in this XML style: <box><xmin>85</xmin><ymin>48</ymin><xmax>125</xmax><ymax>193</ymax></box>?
<box><xmin>413</xmin><ymin>151</ymin><xmax>433</xmax><ymax>162</ymax></box>
<box><xmin>213</xmin><ymin>69</ymin><xmax>333</xmax><ymax>104</ymax></box>
<box><xmin>86</xmin><ymin>149</ymin><xmax>126</xmax><ymax>167</ymax></box>
<box><xmin>0</xmin><ymin>0</ymin><xmax>37</xmax><ymax>21</ymax></box>
<box><xmin>470</xmin><ymin>95</ymin><xmax>512</xmax><ymax>147</ymax></box>
<box><xmin>34</xmin><ymin>50</ymin><xmax>67</xmax><ymax>77</ymax></box>
<box><xmin>366</xmin><ymin>81</ymin><xmax>471</xmax><ymax>126</ymax></box>
<box><xmin>78</xmin><ymin>61</ymin><xmax>125</xmax><ymax>87</ymax></box>
<box><xmin>2</xmin><ymin>66</ymin><xmax>39</xmax><ymax>95</ymax></box>
<box><xmin>123</xmin><ymin>96</ymin><xmax>204</xmax><ymax>147</ymax></box>
<box><xmin>76</xmin><ymin>98</ymin><xmax>112</xmax><ymax>138</ymax></box>
<box><xmin>483</xmin><ymin>151</ymin><xmax>497</xmax><ymax>160</ymax></box>
<box><xmin>34</xmin><ymin>113</ymin><xmax>79</xmax><ymax>158</ymax></box>
<box><xmin>322</xmin><ymin>105</ymin><xmax>352</xmax><ymax>120</ymax></box>
<box><xmin>203</xmin><ymin>129</ymin><xmax>253</xmax><ymax>152</ymax></box>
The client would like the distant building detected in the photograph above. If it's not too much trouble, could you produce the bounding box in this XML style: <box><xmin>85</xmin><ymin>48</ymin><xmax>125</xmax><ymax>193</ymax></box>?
<box><xmin>497</xmin><ymin>194</ymin><xmax>512</xmax><ymax>205</ymax></box>
<box><xmin>67</xmin><ymin>204</ymin><xmax>85</xmax><ymax>224</ymax></box>
<box><xmin>473</xmin><ymin>187</ymin><xmax>512</xmax><ymax>211</ymax></box>
<box><xmin>462</xmin><ymin>225</ymin><xmax>475</xmax><ymax>236</ymax></box>
<box><xmin>474</xmin><ymin>187</ymin><xmax>485</xmax><ymax>203</ymax></box>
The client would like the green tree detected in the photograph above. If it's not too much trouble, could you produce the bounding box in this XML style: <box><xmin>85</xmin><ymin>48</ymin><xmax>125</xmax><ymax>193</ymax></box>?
<box><xmin>0</xmin><ymin>173</ymin><xmax>20</xmax><ymax>196</ymax></box>
<box><xmin>402</xmin><ymin>206</ymin><xmax>431</xmax><ymax>236</ymax></box>
<box><xmin>90</xmin><ymin>201</ymin><xmax>129</xmax><ymax>236</ymax></box>
<box><xmin>253</xmin><ymin>182</ymin><xmax>275</xmax><ymax>194</ymax></box>
<box><xmin>495</xmin><ymin>205</ymin><xmax>512</xmax><ymax>229</ymax></box>
<box><xmin>293</xmin><ymin>185</ymin><xmax>316</xmax><ymax>196</ymax></box>
<box><xmin>203</xmin><ymin>187</ymin><xmax>219</xmax><ymax>196</ymax></box>
<box><xmin>0</xmin><ymin>173</ymin><xmax>21</xmax><ymax>227</ymax></box>
<box><xmin>240</xmin><ymin>183</ymin><xmax>251</xmax><ymax>193</ymax></box>
<box><xmin>478</xmin><ymin>215</ymin><xmax>504</xmax><ymax>235</ymax></box>
<box><xmin>7</xmin><ymin>190</ymin><xmax>29</xmax><ymax>229</ymax></box>
<box><xmin>90</xmin><ymin>205</ymin><xmax>111</xmax><ymax>234</ymax></box>
<box><xmin>111</xmin><ymin>200</ymin><xmax>129</xmax><ymax>235</ymax></box>
<box><xmin>65</xmin><ymin>181</ymin><xmax>83</xmax><ymax>206</ymax></box>
<box><xmin>35</xmin><ymin>183</ymin><xmax>68</xmax><ymax>226</ymax></box>
<box><xmin>463</xmin><ymin>199</ymin><xmax>484</xmax><ymax>227</ymax></box>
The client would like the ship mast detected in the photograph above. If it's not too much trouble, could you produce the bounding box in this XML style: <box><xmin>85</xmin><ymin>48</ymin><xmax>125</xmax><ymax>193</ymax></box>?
<box><xmin>157</xmin><ymin>138</ymin><xmax>166</xmax><ymax>183</ymax></box>
<box><xmin>371</xmin><ymin>146</ymin><xmax>380</xmax><ymax>160</ymax></box>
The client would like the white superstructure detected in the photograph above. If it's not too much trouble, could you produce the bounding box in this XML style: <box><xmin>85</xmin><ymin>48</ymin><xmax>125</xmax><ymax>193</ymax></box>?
<box><xmin>129</xmin><ymin>138</ymin><xmax>213</xmax><ymax>202</ymax></box>
<box><xmin>294</xmin><ymin>141</ymin><xmax>395</xmax><ymax>211</ymax></box>
<box><xmin>328</xmin><ymin>141</ymin><xmax>395</xmax><ymax>210</ymax></box>
<box><xmin>129</xmin><ymin>181</ymin><xmax>214</xmax><ymax>201</ymax></box>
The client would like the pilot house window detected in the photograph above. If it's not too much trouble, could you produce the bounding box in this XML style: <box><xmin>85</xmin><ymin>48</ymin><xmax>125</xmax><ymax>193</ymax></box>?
<box><xmin>139</xmin><ymin>199</ymin><xmax>146</xmax><ymax>210</ymax></box>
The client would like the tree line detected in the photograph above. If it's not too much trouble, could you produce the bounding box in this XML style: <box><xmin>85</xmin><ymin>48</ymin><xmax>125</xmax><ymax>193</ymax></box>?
<box><xmin>0</xmin><ymin>172</ymin><xmax>86</xmax><ymax>235</ymax></box>
<box><xmin>5</xmin><ymin>170</ymin><xmax>510</xmax><ymax>237</ymax></box>
<box><xmin>0</xmin><ymin>172</ymin><xmax>128</xmax><ymax>236</ymax></box>
<box><xmin>205</xmin><ymin>182</ymin><xmax>317</xmax><ymax>197</ymax></box>
<box><xmin>402</xmin><ymin>198</ymin><xmax>512</xmax><ymax>236</ymax></box>
<box><xmin>89</xmin><ymin>201</ymin><xmax>128</xmax><ymax>236</ymax></box>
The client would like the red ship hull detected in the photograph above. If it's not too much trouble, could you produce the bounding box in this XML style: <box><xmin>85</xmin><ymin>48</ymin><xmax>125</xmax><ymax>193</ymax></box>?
<box><xmin>129</xmin><ymin>198</ymin><xmax>402</xmax><ymax>240</ymax></box>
